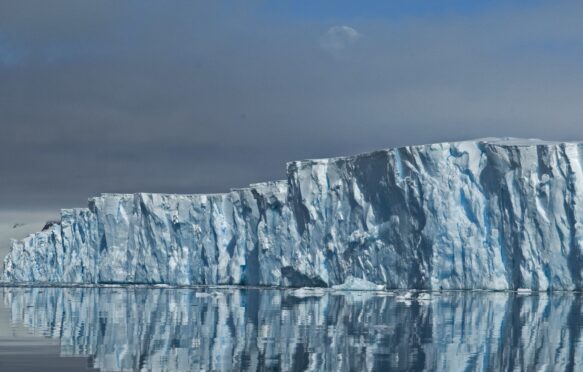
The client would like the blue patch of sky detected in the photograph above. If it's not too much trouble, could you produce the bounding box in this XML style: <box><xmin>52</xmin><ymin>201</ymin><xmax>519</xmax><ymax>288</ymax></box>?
<box><xmin>0</xmin><ymin>37</ymin><xmax>106</xmax><ymax>66</ymax></box>
<box><xmin>0</xmin><ymin>37</ymin><xmax>27</xmax><ymax>66</ymax></box>
<box><xmin>256</xmin><ymin>0</ymin><xmax>546</xmax><ymax>21</ymax></box>
<box><xmin>514</xmin><ymin>38</ymin><xmax>583</xmax><ymax>55</ymax></box>
<box><xmin>492</xmin><ymin>32</ymin><xmax>583</xmax><ymax>63</ymax></box>
<box><xmin>41</xmin><ymin>42</ymin><xmax>105</xmax><ymax>63</ymax></box>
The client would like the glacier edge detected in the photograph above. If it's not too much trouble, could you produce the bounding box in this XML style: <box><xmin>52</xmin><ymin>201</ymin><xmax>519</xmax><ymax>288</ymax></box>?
<box><xmin>4</xmin><ymin>137</ymin><xmax>583</xmax><ymax>290</ymax></box>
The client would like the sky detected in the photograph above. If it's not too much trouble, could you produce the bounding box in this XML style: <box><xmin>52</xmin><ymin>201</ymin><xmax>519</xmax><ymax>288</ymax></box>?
<box><xmin>2</xmin><ymin>0</ymin><xmax>583</xmax><ymax>213</ymax></box>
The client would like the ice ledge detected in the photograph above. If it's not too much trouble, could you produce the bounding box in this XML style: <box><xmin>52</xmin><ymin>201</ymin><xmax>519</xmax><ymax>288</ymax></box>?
<box><xmin>288</xmin><ymin>137</ymin><xmax>582</xmax><ymax>166</ymax></box>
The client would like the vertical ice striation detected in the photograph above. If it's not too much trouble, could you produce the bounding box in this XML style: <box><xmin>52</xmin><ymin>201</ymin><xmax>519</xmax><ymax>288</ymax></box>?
<box><xmin>4</xmin><ymin>138</ymin><xmax>583</xmax><ymax>290</ymax></box>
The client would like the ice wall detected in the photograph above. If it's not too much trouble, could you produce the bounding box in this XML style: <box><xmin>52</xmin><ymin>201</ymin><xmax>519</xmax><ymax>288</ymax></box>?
<box><xmin>4</xmin><ymin>138</ymin><xmax>583</xmax><ymax>290</ymax></box>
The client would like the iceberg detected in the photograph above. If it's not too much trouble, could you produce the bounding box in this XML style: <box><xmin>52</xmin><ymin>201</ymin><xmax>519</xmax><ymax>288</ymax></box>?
<box><xmin>4</xmin><ymin>137</ymin><xmax>583</xmax><ymax>290</ymax></box>
<box><xmin>331</xmin><ymin>276</ymin><xmax>385</xmax><ymax>291</ymax></box>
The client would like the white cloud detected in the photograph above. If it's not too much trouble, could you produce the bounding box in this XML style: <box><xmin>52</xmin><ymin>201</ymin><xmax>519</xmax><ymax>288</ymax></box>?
<box><xmin>320</xmin><ymin>25</ymin><xmax>361</xmax><ymax>54</ymax></box>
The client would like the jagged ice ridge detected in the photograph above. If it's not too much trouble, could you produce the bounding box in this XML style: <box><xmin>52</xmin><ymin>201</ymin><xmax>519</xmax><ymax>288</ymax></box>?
<box><xmin>4</xmin><ymin>138</ymin><xmax>583</xmax><ymax>290</ymax></box>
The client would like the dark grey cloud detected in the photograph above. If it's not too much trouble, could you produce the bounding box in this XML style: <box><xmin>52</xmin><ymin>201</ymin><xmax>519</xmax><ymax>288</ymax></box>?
<box><xmin>1</xmin><ymin>1</ymin><xmax>583</xmax><ymax>209</ymax></box>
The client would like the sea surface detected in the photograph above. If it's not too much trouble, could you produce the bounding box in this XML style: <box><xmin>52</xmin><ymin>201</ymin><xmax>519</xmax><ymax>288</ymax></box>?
<box><xmin>0</xmin><ymin>286</ymin><xmax>582</xmax><ymax>371</ymax></box>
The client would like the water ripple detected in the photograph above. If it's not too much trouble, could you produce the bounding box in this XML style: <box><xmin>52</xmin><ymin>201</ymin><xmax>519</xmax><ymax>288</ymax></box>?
<box><xmin>1</xmin><ymin>288</ymin><xmax>582</xmax><ymax>371</ymax></box>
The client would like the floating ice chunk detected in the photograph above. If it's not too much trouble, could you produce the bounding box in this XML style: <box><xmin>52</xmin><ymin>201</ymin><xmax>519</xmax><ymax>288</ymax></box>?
<box><xmin>290</xmin><ymin>288</ymin><xmax>327</xmax><ymax>298</ymax></box>
<box><xmin>396</xmin><ymin>291</ymin><xmax>414</xmax><ymax>301</ymax></box>
<box><xmin>331</xmin><ymin>276</ymin><xmax>385</xmax><ymax>291</ymax></box>
<box><xmin>417</xmin><ymin>293</ymin><xmax>432</xmax><ymax>301</ymax></box>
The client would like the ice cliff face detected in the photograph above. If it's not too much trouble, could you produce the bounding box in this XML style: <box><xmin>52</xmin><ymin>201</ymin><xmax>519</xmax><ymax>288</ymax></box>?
<box><xmin>4</xmin><ymin>138</ymin><xmax>583</xmax><ymax>290</ymax></box>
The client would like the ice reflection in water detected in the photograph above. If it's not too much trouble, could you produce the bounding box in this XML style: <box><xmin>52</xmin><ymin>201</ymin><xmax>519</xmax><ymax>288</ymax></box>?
<box><xmin>1</xmin><ymin>287</ymin><xmax>583</xmax><ymax>371</ymax></box>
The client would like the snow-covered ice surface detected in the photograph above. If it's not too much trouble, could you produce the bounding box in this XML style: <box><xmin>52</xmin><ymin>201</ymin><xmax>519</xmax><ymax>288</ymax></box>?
<box><xmin>1</xmin><ymin>287</ymin><xmax>583</xmax><ymax>371</ymax></box>
<box><xmin>4</xmin><ymin>137</ymin><xmax>583</xmax><ymax>290</ymax></box>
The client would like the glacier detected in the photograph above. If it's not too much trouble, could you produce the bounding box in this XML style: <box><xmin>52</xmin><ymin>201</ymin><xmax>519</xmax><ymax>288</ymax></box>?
<box><xmin>4</xmin><ymin>137</ymin><xmax>583</xmax><ymax>290</ymax></box>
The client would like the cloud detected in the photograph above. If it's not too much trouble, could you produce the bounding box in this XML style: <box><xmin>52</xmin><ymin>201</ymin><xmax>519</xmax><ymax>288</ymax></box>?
<box><xmin>320</xmin><ymin>25</ymin><xmax>361</xmax><ymax>54</ymax></box>
<box><xmin>0</xmin><ymin>39</ymin><xmax>27</xmax><ymax>66</ymax></box>
<box><xmin>1</xmin><ymin>1</ymin><xmax>583</xmax><ymax>210</ymax></box>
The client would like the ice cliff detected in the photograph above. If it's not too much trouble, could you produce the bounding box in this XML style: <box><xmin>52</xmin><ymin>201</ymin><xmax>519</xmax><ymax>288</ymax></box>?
<box><xmin>4</xmin><ymin>138</ymin><xmax>583</xmax><ymax>290</ymax></box>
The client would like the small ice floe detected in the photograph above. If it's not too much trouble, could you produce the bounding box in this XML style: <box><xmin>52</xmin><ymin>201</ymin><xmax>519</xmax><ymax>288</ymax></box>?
<box><xmin>100</xmin><ymin>284</ymin><xmax>121</xmax><ymax>288</ymax></box>
<box><xmin>290</xmin><ymin>288</ymin><xmax>327</xmax><ymax>298</ymax></box>
<box><xmin>516</xmin><ymin>288</ymin><xmax>533</xmax><ymax>295</ymax></box>
<box><xmin>331</xmin><ymin>276</ymin><xmax>385</xmax><ymax>291</ymax></box>
<box><xmin>210</xmin><ymin>291</ymin><xmax>225</xmax><ymax>299</ymax></box>
<box><xmin>417</xmin><ymin>292</ymin><xmax>432</xmax><ymax>302</ymax></box>
<box><xmin>396</xmin><ymin>291</ymin><xmax>414</xmax><ymax>301</ymax></box>
<box><xmin>375</xmin><ymin>290</ymin><xmax>396</xmax><ymax>297</ymax></box>
<box><xmin>395</xmin><ymin>291</ymin><xmax>431</xmax><ymax>304</ymax></box>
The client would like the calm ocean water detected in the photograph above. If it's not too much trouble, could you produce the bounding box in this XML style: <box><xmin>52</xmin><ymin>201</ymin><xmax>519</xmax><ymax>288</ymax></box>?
<box><xmin>0</xmin><ymin>286</ymin><xmax>582</xmax><ymax>371</ymax></box>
